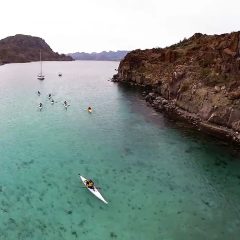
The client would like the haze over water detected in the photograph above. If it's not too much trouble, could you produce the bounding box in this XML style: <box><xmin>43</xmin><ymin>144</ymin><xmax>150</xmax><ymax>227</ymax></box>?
<box><xmin>0</xmin><ymin>61</ymin><xmax>239</xmax><ymax>239</ymax></box>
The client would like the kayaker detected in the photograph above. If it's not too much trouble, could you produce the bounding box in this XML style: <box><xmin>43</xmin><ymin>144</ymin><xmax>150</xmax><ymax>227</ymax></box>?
<box><xmin>39</xmin><ymin>103</ymin><xmax>43</xmax><ymax>107</ymax></box>
<box><xmin>86</xmin><ymin>179</ymin><xmax>94</xmax><ymax>190</ymax></box>
<box><xmin>48</xmin><ymin>93</ymin><xmax>52</xmax><ymax>99</ymax></box>
<box><xmin>37</xmin><ymin>91</ymin><xmax>41</xmax><ymax>96</ymax></box>
<box><xmin>64</xmin><ymin>100</ymin><xmax>67</xmax><ymax>106</ymax></box>
<box><xmin>51</xmin><ymin>99</ymin><xmax>54</xmax><ymax>104</ymax></box>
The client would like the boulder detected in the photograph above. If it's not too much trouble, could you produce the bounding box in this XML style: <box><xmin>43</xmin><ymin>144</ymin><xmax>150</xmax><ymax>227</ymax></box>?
<box><xmin>214</xmin><ymin>86</ymin><xmax>221</xmax><ymax>93</ymax></box>
<box><xmin>223</xmin><ymin>48</ymin><xmax>236</xmax><ymax>57</ymax></box>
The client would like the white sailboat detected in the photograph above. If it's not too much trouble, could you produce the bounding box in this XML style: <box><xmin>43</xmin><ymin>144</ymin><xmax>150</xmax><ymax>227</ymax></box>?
<box><xmin>37</xmin><ymin>50</ymin><xmax>45</xmax><ymax>80</ymax></box>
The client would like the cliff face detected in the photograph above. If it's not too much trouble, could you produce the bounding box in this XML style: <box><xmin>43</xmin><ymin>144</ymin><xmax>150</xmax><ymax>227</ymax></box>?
<box><xmin>0</xmin><ymin>34</ymin><xmax>73</xmax><ymax>64</ymax></box>
<box><xmin>114</xmin><ymin>32</ymin><xmax>240</xmax><ymax>142</ymax></box>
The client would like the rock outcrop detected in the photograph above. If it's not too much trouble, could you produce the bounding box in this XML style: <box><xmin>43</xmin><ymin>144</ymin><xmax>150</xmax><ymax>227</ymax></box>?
<box><xmin>113</xmin><ymin>31</ymin><xmax>240</xmax><ymax>143</ymax></box>
<box><xmin>0</xmin><ymin>34</ymin><xmax>72</xmax><ymax>64</ymax></box>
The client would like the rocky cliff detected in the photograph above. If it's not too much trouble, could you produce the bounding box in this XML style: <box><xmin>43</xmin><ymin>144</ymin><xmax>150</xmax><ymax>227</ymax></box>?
<box><xmin>0</xmin><ymin>34</ymin><xmax>72</xmax><ymax>64</ymax></box>
<box><xmin>113</xmin><ymin>32</ymin><xmax>240</xmax><ymax>143</ymax></box>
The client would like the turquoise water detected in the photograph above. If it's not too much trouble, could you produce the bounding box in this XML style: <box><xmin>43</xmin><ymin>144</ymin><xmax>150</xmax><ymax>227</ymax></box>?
<box><xmin>0</xmin><ymin>61</ymin><xmax>240</xmax><ymax>239</ymax></box>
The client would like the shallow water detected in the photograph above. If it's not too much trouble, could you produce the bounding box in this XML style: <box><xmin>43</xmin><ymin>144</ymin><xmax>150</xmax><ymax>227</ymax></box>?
<box><xmin>0</xmin><ymin>61</ymin><xmax>240</xmax><ymax>240</ymax></box>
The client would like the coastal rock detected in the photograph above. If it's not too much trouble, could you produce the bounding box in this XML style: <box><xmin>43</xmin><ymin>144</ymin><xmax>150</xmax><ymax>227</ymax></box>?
<box><xmin>114</xmin><ymin>31</ymin><xmax>240</xmax><ymax>143</ymax></box>
<box><xmin>228</xmin><ymin>109</ymin><xmax>240</xmax><ymax>129</ymax></box>
<box><xmin>214</xmin><ymin>86</ymin><xmax>221</xmax><ymax>93</ymax></box>
<box><xmin>207</xmin><ymin>108</ymin><xmax>231</xmax><ymax>126</ymax></box>
<box><xmin>232</xmin><ymin>121</ymin><xmax>240</xmax><ymax>132</ymax></box>
<box><xmin>112</xmin><ymin>74</ymin><xmax>119</xmax><ymax>82</ymax></box>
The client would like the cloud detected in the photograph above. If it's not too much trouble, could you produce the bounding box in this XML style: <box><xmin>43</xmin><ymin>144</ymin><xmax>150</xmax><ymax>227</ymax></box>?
<box><xmin>0</xmin><ymin>0</ymin><xmax>239</xmax><ymax>52</ymax></box>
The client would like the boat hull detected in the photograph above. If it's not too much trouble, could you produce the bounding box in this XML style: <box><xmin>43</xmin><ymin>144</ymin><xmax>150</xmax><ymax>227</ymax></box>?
<box><xmin>37</xmin><ymin>75</ymin><xmax>45</xmax><ymax>80</ymax></box>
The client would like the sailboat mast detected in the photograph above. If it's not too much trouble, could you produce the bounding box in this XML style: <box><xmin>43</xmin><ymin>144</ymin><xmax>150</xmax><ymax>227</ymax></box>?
<box><xmin>37</xmin><ymin>49</ymin><xmax>44</xmax><ymax>80</ymax></box>
<box><xmin>40</xmin><ymin>50</ymin><xmax>42</xmax><ymax>75</ymax></box>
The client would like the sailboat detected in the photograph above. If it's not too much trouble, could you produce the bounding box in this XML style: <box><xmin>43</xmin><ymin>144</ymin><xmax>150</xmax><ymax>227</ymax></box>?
<box><xmin>37</xmin><ymin>50</ymin><xmax>45</xmax><ymax>80</ymax></box>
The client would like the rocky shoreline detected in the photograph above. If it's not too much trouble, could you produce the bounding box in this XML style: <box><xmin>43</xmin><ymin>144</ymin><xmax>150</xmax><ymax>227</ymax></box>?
<box><xmin>112</xmin><ymin>31</ymin><xmax>240</xmax><ymax>144</ymax></box>
<box><xmin>113</xmin><ymin>81</ymin><xmax>240</xmax><ymax>143</ymax></box>
<box><xmin>144</xmin><ymin>88</ymin><xmax>239</xmax><ymax>143</ymax></box>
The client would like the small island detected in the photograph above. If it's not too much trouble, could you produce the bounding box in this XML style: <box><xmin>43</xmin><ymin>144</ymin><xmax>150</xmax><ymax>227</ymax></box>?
<box><xmin>0</xmin><ymin>34</ymin><xmax>72</xmax><ymax>64</ymax></box>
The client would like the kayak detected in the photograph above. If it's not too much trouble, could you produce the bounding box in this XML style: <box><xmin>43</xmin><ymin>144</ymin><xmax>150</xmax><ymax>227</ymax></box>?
<box><xmin>80</xmin><ymin>175</ymin><xmax>108</xmax><ymax>204</ymax></box>
<box><xmin>79</xmin><ymin>175</ymin><xmax>108</xmax><ymax>204</ymax></box>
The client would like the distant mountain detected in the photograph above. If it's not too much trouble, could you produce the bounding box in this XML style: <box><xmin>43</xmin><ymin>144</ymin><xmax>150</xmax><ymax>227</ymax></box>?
<box><xmin>68</xmin><ymin>50</ymin><xmax>129</xmax><ymax>61</ymax></box>
<box><xmin>0</xmin><ymin>34</ymin><xmax>72</xmax><ymax>64</ymax></box>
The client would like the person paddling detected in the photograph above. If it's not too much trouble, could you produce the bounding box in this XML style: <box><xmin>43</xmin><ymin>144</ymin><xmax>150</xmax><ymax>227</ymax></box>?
<box><xmin>85</xmin><ymin>179</ymin><xmax>95</xmax><ymax>190</ymax></box>
<box><xmin>51</xmin><ymin>99</ymin><xmax>54</xmax><ymax>104</ymax></box>
<box><xmin>37</xmin><ymin>91</ymin><xmax>41</xmax><ymax>96</ymax></box>
<box><xmin>48</xmin><ymin>93</ymin><xmax>52</xmax><ymax>99</ymax></box>
<box><xmin>63</xmin><ymin>100</ymin><xmax>70</xmax><ymax>109</ymax></box>
<box><xmin>88</xmin><ymin>107</ymin><xmax>92</xmax><ymax>113</ymax></box>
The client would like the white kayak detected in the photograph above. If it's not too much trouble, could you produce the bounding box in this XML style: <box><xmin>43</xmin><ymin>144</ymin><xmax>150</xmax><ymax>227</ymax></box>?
<box><xmin>80</xmin><ymin>175</ymin><xmax>108</xmax><ymax>204</ymax></box>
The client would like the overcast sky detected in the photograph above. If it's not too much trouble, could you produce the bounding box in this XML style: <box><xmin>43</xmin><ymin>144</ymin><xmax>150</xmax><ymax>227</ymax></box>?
<box><xmin>0</xmin><ymin>0</ymin><xmax>239</xmax><ymax>53</ymax></box>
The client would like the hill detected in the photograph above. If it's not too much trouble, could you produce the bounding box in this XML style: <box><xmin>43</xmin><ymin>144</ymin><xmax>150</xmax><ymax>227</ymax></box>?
<box><xmin>0</xmin><ymin>34</ymin><xmax>72</xmax><ymax>64</ymax></box>
<box><xmin>68</xmin><ymin>50</ymin><xmax>129</xmax><ymax>61</ymax></box>
<box><xmin>113</xmin><ymin>31</ymin><xmax>240</xmax><ymax>143</ymax></box>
